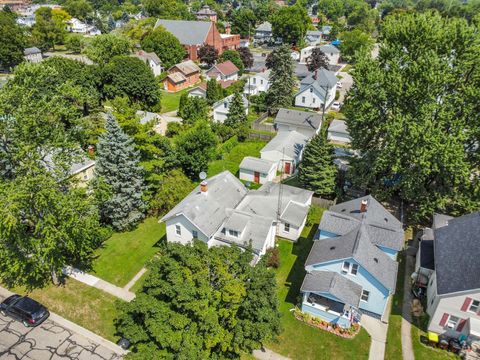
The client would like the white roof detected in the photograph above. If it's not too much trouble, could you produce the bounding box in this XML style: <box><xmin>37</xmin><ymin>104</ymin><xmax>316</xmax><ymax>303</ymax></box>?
<box><xmin>260</xmin><ymin>130</ymin><xmax>308</xmax><ymax>160</ymax></box>
<box><xmin>239</xmin><ymin>156</ymin><xmax>276</xmax><ymax>174</ymax></box>
<box><xmin>328</xmin><ymin>119</ymin><xmax>349</xmax><ymax>135</ymax></box>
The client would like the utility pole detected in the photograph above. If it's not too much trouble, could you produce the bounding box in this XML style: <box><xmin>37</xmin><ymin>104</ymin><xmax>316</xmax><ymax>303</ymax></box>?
<box><xmin>321</xmin><ymin>83</ymin><xmax>330</xmax><ymax>120</ymax></box>
<box><xmin>276</xmin><ymin>147</ymin><xmax>285</xmax><ymax>234</ymax></box>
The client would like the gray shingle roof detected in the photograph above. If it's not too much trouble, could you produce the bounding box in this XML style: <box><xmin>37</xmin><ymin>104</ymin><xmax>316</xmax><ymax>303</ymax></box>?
<box><xmin>136</xmin><ymin>110</ymin><xmax>159</xmax><ymax>125</ymax></box>
<box><xmin>24</xmin><ymin>47</ymin><xmax>41</xmax><ymax>55</ymax></box>
<box><xmin>260</xmin><ymin>130</ymin><xmax>308</xmax><ymax>160</ymax></box>
<box><xmin>256</xmin><ymin>21</ymin><xmax>272</xmax><ymax>32</ymax></box>
<box><xmin>274</xmin><ymin>108</ymin><xmax>322</xmax><ymax>132</ymax></box>
<box><xmin>306</xmin><ymin>223</ymin><xmax>399</xmax><ymax>291</ymax></box>
<box><xmin>280</xmin><ymin>201</ymin><xmax>310</xmax><ymax>228</ymax></box>
<box><xmin>328</xmin><ymin>119</ymin><xmax>348</xmax><ymax>135</ymax></box>
<box><xmin>434</xmin><ymin>211</ymin><xmax>480</xmax><ymax>295</ymax></box>
<box><xmin>298</xmin><ymin>68</ymin><xmax>338</xmax><ymax>101</ymax></box>
<box><xmin>239</xmin><ymin>156</ymin><xmax>276</xmax><ymax>174</ymax></box>
<box><xmin>161</xmin><ymin>171</ymin><xmax>248</xmax><ymax>237</ymax></box>
<box><xmin>319</xmin><ymin>44</ymin><xmax>340</xmax><ymax>54</ymax></box>
<box><xmin>70</xmin><ymin>158</ymin><xmax>95</xmax><ymax>176</ymax></box>
<box><xmin>171</xmin><ymin>60</ymin><xmax>200</xmax><ymax>75</ymax></box>
<box><xmin>301</xmin><ymin>270</ymin><xmax>363</xmax><ymax>307</ymax></box>
<box><xmin>155</xmin><ymin>19</ymin><xmax>212</xmax><ymax>45</ymax></box>
<box><xmin>432</xmin><ymin>213</ymin><xmax>453</xmax><ymax>230</ymax></box>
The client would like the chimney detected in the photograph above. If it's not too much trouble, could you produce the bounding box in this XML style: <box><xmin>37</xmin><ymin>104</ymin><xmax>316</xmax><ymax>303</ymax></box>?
<box><xmin>360</xmin><ymin>199</ymin><xmax>368</xmax><ymax>213</ymax></box>
<box><xmin>200</xmin><ymin>180</ymin><xmax>208</xmax><ymax>195</ymax></box>
<box><xmin>225</xmin><ymin>23</ymin><xmax>231</xmax><ymax>35</ymax></box>
<box><xmin>88</xmin><ymin>145</ymin><xmax>95</xmax><ymax>157</ymax></box>
<box><xmin>313</xmin><ymin>69</ymin><xmax>317</xmax><ymax>80</ymax></box>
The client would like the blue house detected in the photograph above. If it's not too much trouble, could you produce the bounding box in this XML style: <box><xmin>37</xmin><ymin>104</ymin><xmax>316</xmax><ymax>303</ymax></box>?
<box><xmin>300</xmin><ymin>196</ymin><xmax>404</xmax><ymax>328</ymax></box>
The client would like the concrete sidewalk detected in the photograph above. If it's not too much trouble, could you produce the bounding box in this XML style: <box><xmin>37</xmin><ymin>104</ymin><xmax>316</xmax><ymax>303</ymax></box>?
<box><xmin>63</xmin><ymin>266</ymin><xmax>135</xmax><ymax>302</ymax></box>
<box><xmin>401</xmin><ymin>247</ymin><xmax>416</xmax><ymax>360</ymax></box>
<box><xmin>362</xmin><ymin>314</ymin><xmax>388</xmax><ymax>360</ymax></box>
<box><xmin>253</xmin><ymin>348</ymin><xmax>291</xmax><ymax>360</ymax></box>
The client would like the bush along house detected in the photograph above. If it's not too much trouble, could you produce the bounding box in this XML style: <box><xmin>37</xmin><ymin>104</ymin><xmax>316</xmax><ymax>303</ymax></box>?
<box><xmin>300</xmin><ymin>196</ymin><xmax>404</xmax><ymax>328</ymax></box>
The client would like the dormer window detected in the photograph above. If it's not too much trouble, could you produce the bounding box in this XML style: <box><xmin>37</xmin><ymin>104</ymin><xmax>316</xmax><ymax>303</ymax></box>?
<box><xmin>228</xmin><ymin>229</ymin><xmax>239</xmax><ymax>238</ymax></box>
<box><xmin>224</xmin><ymin>102</ymin><xmax>228</xmax><ymax>108</ymax></box>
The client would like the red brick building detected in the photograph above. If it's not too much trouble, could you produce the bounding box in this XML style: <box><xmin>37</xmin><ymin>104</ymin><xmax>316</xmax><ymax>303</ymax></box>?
<box><xmin>154</xmin><ymin>19</ymin><xmax>240</xmax><ymax>61</ymax></box>
<box><xmin>164</xmin><ymin>60</ymin><xmax>201</xmax><ymax>92</ymax></box>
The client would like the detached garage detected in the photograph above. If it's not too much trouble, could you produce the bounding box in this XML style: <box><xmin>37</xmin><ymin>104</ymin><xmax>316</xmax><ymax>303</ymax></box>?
<box><xmin>327</xmin><ymin>119</ymin><xmax>351</xmax><ymax>144</ymax></box>
<box><xmin>239</xmin><ymin>156</ymin><xmax>277</xmax><ymax>184</ymax></box>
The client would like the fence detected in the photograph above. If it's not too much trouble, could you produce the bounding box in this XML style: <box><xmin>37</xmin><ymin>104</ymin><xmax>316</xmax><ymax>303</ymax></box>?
<box><xmin>248</xmin><ymin>132</ymin><xmax>275</xmax><ymax>141</ymax></box>
<box><xmin>311</xmin><ymin>196</ymin><xmax>337</xmax><ymax>209</ymax></box>
<box><xmin>251</xmin><ymin>112</ymin><xmax>276</xmax><ymax>133</ymax></box>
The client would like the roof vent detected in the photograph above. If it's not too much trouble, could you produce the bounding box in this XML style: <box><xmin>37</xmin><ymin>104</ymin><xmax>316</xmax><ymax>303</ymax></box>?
<box><xmin>341</xmin><ymin>208</ymin><xmax>346</xmax><ymax>212</ymax></box>
<box><xmin>373</xmin><ymin>258</ymin><xmax>378</xmax><ymax>263</ymax></box>
<box><xmin>384</xmin><ymin>217</ymin><xmax>388</xmax><ymax>222</ymax></box>
<box><xmin>330</xmin><ymin>246</ymin><xmax>335</xmax><ymax>250</ymax></box>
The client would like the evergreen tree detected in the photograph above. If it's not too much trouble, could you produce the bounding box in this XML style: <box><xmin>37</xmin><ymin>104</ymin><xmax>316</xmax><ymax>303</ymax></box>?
<box><xmin>298</xmin><ymin>130</ymin><xmax>337</xmax><ymax>196</ymax></box>
<box><xmin>206</xmin><ymin>78</ymin><xmax>224</xmax><ymax>105</ymax></box>
<box><xmin>225</xmin><ymin>92</ymin><xmax>247</xmax><ymax>129</ymax></box>
<box><xmin>94</xmin><ymin>113</ymin><xmax>145</xmax><ymax>230</ymax></box>
<box><xmin>178</xmin><ymin>94</ymin><xmax>209</xmax><ymax>124</ymax></box>
<box><xmin>266</xmin><ymin>45</ymin><xmax>295</xmax><ymax>113</ymax></box>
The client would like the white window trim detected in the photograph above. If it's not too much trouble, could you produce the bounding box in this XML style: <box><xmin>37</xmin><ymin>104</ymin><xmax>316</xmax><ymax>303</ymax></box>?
<box><xmin>342</xmin><ymin>261</ymin><xmax>358</xmax><ymax>276</ymax></box>
<box><xmin>361</xmin><ymin>289</ymin><xmax>370</xmax><ymax>302</ymax></box>
<box><xmin>175</xmin><ymin>225</ymin><xmax>181</xmax><ymax>236</ymax></box>
<box><xmin>284</xmin><ymin>223</ymin><xmax>290</xmax><ymax>233</ymax></box>
<box><xmin>446</xmin><ymin>315</ymin><xmax>460</xmax><ymax>330</ymax></box>
<box><xmin>469</xmin><ymin>300</ymin><xmax>480</xmax><ymax>314</ymax></box>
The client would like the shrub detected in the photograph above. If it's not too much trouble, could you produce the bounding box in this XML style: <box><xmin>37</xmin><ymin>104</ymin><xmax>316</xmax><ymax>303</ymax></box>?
<box><xmin>266</xmin><ymin>247</ymin><xmax>280</xmax><ymax>268</ymax></box>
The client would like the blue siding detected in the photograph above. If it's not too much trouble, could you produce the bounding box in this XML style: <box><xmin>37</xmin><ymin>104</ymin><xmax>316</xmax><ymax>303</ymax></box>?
<box><xmin>301</xmin><ymin>303</ymin><xmax>351</xmax><ymax>328</ymax></box>
<box><xmin>318</xmin><ymin>230</ymin><xmax>338</xmax><ymax>239</ymax></box>
<box><xmin>306</xmin><ymin>259</ymin><xmax>390</xmax><ymax>317</ymax></box>
<box><xmin>378</xmin><ymin>245</ymin><xmax>398</xmax><ymax>260</ymax></box>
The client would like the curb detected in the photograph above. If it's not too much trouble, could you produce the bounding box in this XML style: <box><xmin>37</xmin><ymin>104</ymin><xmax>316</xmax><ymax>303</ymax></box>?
<box><xmin>0</xmin><ymin>286</ymin><xmax>127</xmax><ymax>356</ymax></box>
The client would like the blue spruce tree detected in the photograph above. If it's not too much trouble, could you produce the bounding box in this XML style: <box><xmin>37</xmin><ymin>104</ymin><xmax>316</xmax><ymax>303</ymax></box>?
<box><xmin>95</xmin><ymin>113</ymin><xmax>145</xmax><ymax>230</ymax></box>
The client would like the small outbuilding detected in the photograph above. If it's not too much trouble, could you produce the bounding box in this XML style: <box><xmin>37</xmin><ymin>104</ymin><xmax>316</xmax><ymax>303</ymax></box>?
<box><xmin>239</xmin><ymin>156</ymin><xmax>277</xmax><ymax>184</ymax></box>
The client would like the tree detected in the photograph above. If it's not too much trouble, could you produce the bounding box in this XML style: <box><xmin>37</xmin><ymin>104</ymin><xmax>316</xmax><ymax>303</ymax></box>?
<box><xmin>141</xmin><ymin>27</ymin><xmax>186</xmax><ymax>68</ymax></box>
<box><xmin>206</xmin><ymin>78</ymin><xmax>224</xmax><ymax>105</ymax></box>
<box><xmin>120</xmin><ymin>18</ymin><xmax>157</xmax><ymax>43</ymax></box>
<box><xmin>231</xmin><ymin>7</ymin><xmax>256</xmax><ymax>38</ymax></box>
<box><xmin>83</xmin><ymin>34</ymin><xmax>131</xmax><ymax>64</ymax></box>
<box><xmin>318</xmin><ymin>0</ymin><xmax>345</xmax><ymax>20</ymax></box>
<box><xmin>198</xmin><ymin>44</ymin><xmax>218</xmax><ymax>67</ymax></box>
<box><xmin>64</xmin><ymin>33</ymin><xmax>84</xmax><ymax>53</ymax></box>
<box><xmin>225</xmin><ymin>92</ymin><xmax>247</xmax><ymax>129</ymax></box>
<box><xmin>103</xmin><ymin>56</ymin><xmax>161</xmax><ymax>109</ymax></box>
<box><xmin>177</xmin><ymin>94</ymin><xmax>209</xmax><ymax>123</ymax></box>
<box><xmin>176</xmin><ymin>121</ymin><xmax>217</xmax><ymax>179</ymax></box>
<box><xmin>219</xmin><ymin>49</ymin><xmax>244</xmax><ymax>74</ymax></box>
<box><xmin>344</xmin><ymin>12</ymin><xmax>480</xmax><ymax>222</ymax></box>
<box><xmin>271</xmin><ymin>4</ymin><xmax>310</xmax><ymax>45</ymax></box>
<box><xmin>143</xmin><ymin>0</ymin><xmax>191</xmax><ymax>19</ymax></box>
<box><xmin>298</xmin><ymin>130</ymin><xmax>337</xmax><ymax>196</ymax></box>
<box><xmin>0</xmin><ymin>9</ymin><xmax>26</xmax><ymax>69</ymax></box>
<box><xmin>339</xmin><ymin>29</ymin><xmax>374</xmax><ymax>62</ymax></box>
<box><xmin>94</xmin><ymin>113</ymin><xmax>146</xmax><ymax>230</ymax></box>
<box><xmin>149</xmin><ymin>169</ymin><xmax>194</xmax><ymax>215</ymax></box>
<box><xmin>306</xmin><ymin>47</ymin><xmax>329</xmax><ymax>72</ymax></box>
<box><xmin>31</xmin><ymin>7</ymin><xmax>71</xmax><ymax>50</ymax></box>
<box><xmin>63</xmin><ymin>0</ymin><xmax>93</xmax><ymax>20</ymax></box>
<box><xmin>238</xmin><ymin>47</ymin><xmax>254</xmax><ymax>69</ymax></box>
<box><xmin>265</xmin><ymin>45</ymin><xmax>295</xmax><ymax>112</ymax></box>
<box><xmin>116</xmin><ymin>241</ymin><xmax>281</xmax><ymax>359</ymax></box>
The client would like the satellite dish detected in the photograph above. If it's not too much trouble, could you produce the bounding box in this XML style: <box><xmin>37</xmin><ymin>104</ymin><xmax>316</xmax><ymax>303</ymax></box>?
<box><xmin>199</xmin><ymin>171</ymin><xmax>207</xmax><ymax>180</ymax></box>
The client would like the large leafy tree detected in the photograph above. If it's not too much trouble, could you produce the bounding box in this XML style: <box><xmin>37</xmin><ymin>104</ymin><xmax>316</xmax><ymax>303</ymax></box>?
<box><xmin>116</xmin><ymin>241</ymin><xmax>281</xmax><ymax>359</ymax></box>
<box><xmin>94</xmin><ymin>113</ymin><xmax>146</xmax><ymax>230</ymax></box>
<box><xmin>271</xmin><ymin>4</ymin><xmax>310</xmax><ymax>45</ymax></box>
<box><xmin>143</xmin><ymin>0</ymin><xmax>191</xmax><ymax>19</ymax></box>
<box><xmin>198</xmin><ymin>44</ymin><xmax>218</xmax><ymax>67</ymax></box>
<box><xmin>230</xmin><ymin>7</ymin><xmax>257</xmax><ymax>38</ymax></box>
<box><xmin>265</xmin><ymin>45</ymin><xmax>295</xmax><ymax>112</ymax></box>
<box><xmin>344</xmin><ymin>11</ymin><xmax>480</xmax><ymax>222</ymax></box>
<box><xmin>177</xmin><ymin>94</ymin><xmax>209</xmax><ymax>123</ymax></box>
<box><xmin>318</xmin><ymin>0</ymin><xmax>345</xmax><ymax>20</ymax></box>
<box><xmin>339</xmin><ymin>29</ymin><xmax>374</xmax><ymax>62</ymax></box>
<box><xmin>31</xmin><ymin>7</ymin><xmax>71</xmax><ymax>51</ymax></box>
<box><xmin>141</xmin><ymin>27</ymin><xmax>186</xmax><ymax>68</ymax></box>
<box><xmin>238</xmin><ymin>47</ymin><xmax>254</xmax><ymax>69</ymax></box>
<box><xmin>150</xmin><ymin>168</ymin><xmax>194</xmax><ymax>216</ymax></box>
<box><xmin>176</xmin><ymin>121</ymin><xmax>217</xmax><ymax>179</ymax></box>
<box><xmin>103</xmin><ymin>56</ymin><xmax>161</xmax><ymax>109</ymax></box>
<box><xmin>63</xmin><ymin>0</ymin><xmax>93</xmax><ymax>20</ymax></box>
<box><xmin>298</xmin><ymin>130</ymin><xmax>337</xmax><ymax>196</ymax></box>
<box><xmin>219</xmin><ymin>49</ymin><xmax>244</xmax><ymax>74</ymax></box>
<box><xmin>0</xmin><ymin>9</ymin><xmax>26</xmax><ymax>69</ymax></box>
<box><xmin>306</xmin><ymin>48</ymin><xmax>329</xmax><ymax>72</ymax></box>
<box><xmin>83</xmin><ymin>34</ymin><xmax>132</xmax><ymax>64</ymax></box>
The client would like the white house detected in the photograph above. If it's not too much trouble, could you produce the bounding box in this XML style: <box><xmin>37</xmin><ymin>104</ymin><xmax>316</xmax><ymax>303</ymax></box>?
<box><xmin>239</xmin><ymin>156</ymin><xmax>277</xmax><ymax>184</ymax></box>
<box><xmin>294</xmin><ymin>68</ymin><xmax>338</xmax><ymax>110</ymax></box>
<box><xmin>254</xmin><ymin>21</ymin><xmax>272</xmax><ymax>44</ymax></box>
<box><xmin>206</xmin><ymin>61</ymin><xmax>239</xmax><ymax>82</ymax></box>
<box><xmin>274</xmin><ymin>108</ymin><xmax>322</xmax><ymax>138</ymax></box>
<box><xmin>300</xmin><ymin>45</ymin><xmax>340</xmax><ymax>65</ymax></box>
<box><xmin>327</xmin><ymin>119</ymin><xmax>351</xmax><ymax>144</ymax></box>
<box><xmin>132</xmin><ymin>51</ymin><xmax>163</xmax><ymax>77</ymax></box>
<box><xmin>212</xmin><ymin>94</ymin><xmax>249</xmax><ymax>123</ymax></box>
<box><xmin>188</xmin><ymin>84</ymin><xmax>207</xmax><ymax>98</ymax></box>
<box><xmin>305</xmin><ymin>30</ymin><xmax>322</xmax><ymax>46</ymax></box>
<box><xmin>260</xmin><ymin>130</ymin><xmax>308</xmax><ymax>175</ymax></box>
<box><xmin>160</xmin><ymin>171</ymin><xmax>313</xmax><ymax>260</ymax></box>
<box><xmin>244</xmin><ymin>70</ymin><xmax>270</xmax><ymax>95</ymax></box>
<box><xmin>67</xmin><ymin>18</ymin><xmax>101</xmax><ymax>36</ymax></box>
<box><xmin>23</xmin><ymin>47</ymin><xmax>42</xmax><ymax>63</ymax></box>
<box><xmin>136</xmin><ymin>110</ymin><xmax>167</xmax><ymax>136</ymax></box>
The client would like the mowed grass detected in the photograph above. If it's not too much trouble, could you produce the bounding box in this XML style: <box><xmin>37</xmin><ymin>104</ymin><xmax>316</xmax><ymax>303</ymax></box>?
<box><xmin>11</xmin><ymin>278</ymin><xmax>121</xmax><ymax>342</ymax></box>
<box><xmin>267</xmin><ymin>206</ymin><xmax>371</xmax><ymax>360</ymax></box>
<box><xmin>208</xmin><ymin>140</ymin><xmax>266</xmax><ymax>177</ymax></box>
<box><xmin>92</xmin><ymin>217</ymin><xmax>165</xmax><ymax>287</ymax></box>
<box><xmin>412</xmin><ymin>315</ymin><xmax>458</xmax><ymax>359</ymax></box>
<box><xmin>160</xmin><ymin>88</ymin><xmax>191</xmax><ymax>113</ymax></box>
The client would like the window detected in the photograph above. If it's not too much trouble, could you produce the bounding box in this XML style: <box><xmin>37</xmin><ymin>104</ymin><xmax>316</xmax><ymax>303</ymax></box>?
<box><xmin>284</xmin><ymin>223</ymin><xmax>290</xmax><ymax>233</ymax></box>
<box><xmin>192</xmin><ymin>230</ymin><xmax>198</xmax><ymax>239</ymax></box>
<box><xmin>342</xmin><ymin>261</ymin><xmax>350</xmax><ymax>273</ymax></box>
<box><xmin>224</xmin><ymin>102</ymin><xmax>228</xmax><ymax>108</ymax></box>
<box><xmin>175</xmin><ymin>225</ymin><xmax>181</xmax><ymax>236</ymax></box>
<box><xmin>228</xmin><ymin>229</ymin><xmax>239</xmax><ymax>237</ymax></box>
<box><xmin>253</xmin><ymin>78</ymin><xmax>256</xmax><ymax>84</ymax></box>
<box><xmin>310</xmin><ymin>88</ymin><xmax>313</xmax><ymax>93</ymax></box>
<box><xmin>351</xmin><ymin>263</ymin><xmax>358</xmax><ymax>275</ymax></box>
<box><xmin>446</xmin><ymin>315</ymin><xmax>459</xmax><ymax>329</ymax></box>
<box><xmin>361</xmin><ymin>290</ymin><xmax>370</xmax><ymax>302</ymax></box>
<box><xmin>469</xmin><ymin>300</ymin><xmax>480</xmax><ymax>314</ymax></box>
<box><xmin>312</xmin><ymin>98</ymin><xmax>316</xmax><ymax>104</ymax></box>
<box><xmin>260</xmin><ymin>80</ymin><xmax>264</xmax><ymax>85</ymax></box>
<box><xmin>302</xmin><ymin>96</ymin><xmax>306</xmax><ymax>103</ymax></box>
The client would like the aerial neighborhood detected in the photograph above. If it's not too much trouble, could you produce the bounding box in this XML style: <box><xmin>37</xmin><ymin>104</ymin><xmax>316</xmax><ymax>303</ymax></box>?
<box><xmin>0</xmin><ymin>0</ymin><xmax>479</xmax><ymax>359</ymax></box>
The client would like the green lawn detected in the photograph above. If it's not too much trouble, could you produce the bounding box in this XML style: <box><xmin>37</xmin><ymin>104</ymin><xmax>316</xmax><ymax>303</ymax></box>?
<box><xmin>11</xmin><ymin>278</ymin><xmax>121</xmax><ymax>342</ymax></box>
<box><xmin>267</xmin><ymin>206</ymin><xmax>371</xmax><ymax>360</ymax></box>
<box><xmin>160</xmin><ymin>88</ymin><xmax>191</xmax><ymax>113</ymax></box>
<box><xmin>385</xmin><ymin>252</ymin><xmax>406</xmax><ymax>360</ymax></box>
<box><xmin>92</xmin><ymin>217</ymin><xmax>165</xmax><ymax>287</ymax></box>
<box><xmin>208</xmin><ymin>140</ymin><xmax>266</xmax><ymax>177</ymax></box>
<box><xmin>342</xmin><ymin>64</ymin><xmax>353</xmax><ymax>73</ymax></box>
<box><xmin>412</xmin><ymin>315</ymin><xmax>458</xmax><ymax>359</ymax></box>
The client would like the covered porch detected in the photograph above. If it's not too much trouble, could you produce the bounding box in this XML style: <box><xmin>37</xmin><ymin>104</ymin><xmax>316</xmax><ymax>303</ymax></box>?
<box><xmin>302</xmin><ymin>292</ymin><xmax>359</xmax><ymax>328</ymax></box>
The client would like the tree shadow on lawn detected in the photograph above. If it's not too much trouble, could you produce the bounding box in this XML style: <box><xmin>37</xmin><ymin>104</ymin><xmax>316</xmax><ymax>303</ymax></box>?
<box><xmin>284</xmin><ymin>224</ymin><xmax>319</xmax><ymax>306</ymax></box>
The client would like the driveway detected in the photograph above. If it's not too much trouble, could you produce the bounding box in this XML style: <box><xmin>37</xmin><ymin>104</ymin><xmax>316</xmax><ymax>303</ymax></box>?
<box><xmin>0</xmin><ymin>292</ymin><xmax>124</xmax><ymax>360</ymax></box>
<box><xmin>337</xmin><ymin>69</ymin><xmax>353</xmax><ymax>104</ymax></box>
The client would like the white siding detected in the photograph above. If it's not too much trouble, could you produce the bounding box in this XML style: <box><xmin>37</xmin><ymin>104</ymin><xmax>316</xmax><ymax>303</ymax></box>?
<box><xmin>239</xmin><ymin>167</ymin><xmax>276</xmax><ymax>184</ymax></box>
<box><xmin>165</xmin><ymin>215</ymin><xmax>209</xmax><ymax>245</ymax></box>
<box><xmin>295</xmin><ymin>85</ymin><xmax>337</xmax><ymax>110</ymax></box>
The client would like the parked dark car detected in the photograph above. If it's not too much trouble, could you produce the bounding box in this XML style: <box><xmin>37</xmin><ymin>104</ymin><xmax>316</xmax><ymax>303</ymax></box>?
<box><xmin>0</xmin><ymin>295</ymin><xmax>50</xmax><ymax>327</ymax></box>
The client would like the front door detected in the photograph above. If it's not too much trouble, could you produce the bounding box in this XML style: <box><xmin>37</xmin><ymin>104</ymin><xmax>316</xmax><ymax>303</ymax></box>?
<box><xmin>284</xmin><ymin>162</ymin><xmax>291</xmax><ymax>174</ymax></box>
<box><xmin>254</xmin><ymin>171</ymin><xmax>260</xmax><ymax>183</ymax></box>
